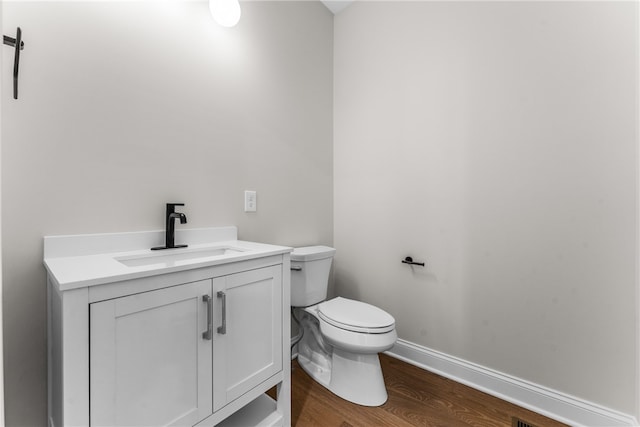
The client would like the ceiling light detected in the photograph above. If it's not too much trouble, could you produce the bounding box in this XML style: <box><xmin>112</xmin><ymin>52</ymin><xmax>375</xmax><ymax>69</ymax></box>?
<box><xmin>209</xmin><ymin>0</ymin><xmax>241</xmax><ymax>28</ymax></box>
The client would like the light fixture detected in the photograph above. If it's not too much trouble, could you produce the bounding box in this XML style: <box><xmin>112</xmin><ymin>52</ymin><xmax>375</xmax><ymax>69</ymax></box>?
<box><xmin>209</xmin><ymin>0</ymin><xmax>241</xmax><ymax>28</ymax></box>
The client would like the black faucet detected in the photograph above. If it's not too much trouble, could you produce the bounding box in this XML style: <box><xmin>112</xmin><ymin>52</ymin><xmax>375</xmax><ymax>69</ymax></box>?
<box><xmin>151</xmin><ymin>203</ymin><xmax>188</xmax><ymax>250</ymax></box>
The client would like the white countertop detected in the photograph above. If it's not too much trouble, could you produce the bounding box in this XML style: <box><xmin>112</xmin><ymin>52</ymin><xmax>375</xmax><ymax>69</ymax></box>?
<box><xmin>44</xmin><ymin>227</ymin><xmax>292</xmax><ymax>291</ymax></box>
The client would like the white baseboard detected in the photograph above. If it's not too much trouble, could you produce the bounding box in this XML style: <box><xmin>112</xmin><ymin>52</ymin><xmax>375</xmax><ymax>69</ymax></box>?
<box><xmin>386</xmin><ymin>339</ymin><xmax>639</xmax><ymax>427</ymax></box>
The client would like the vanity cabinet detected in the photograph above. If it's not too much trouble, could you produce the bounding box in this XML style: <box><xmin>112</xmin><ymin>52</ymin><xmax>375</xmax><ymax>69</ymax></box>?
<box><xmin>213</xmin><ymin>266</ymin><xmax>282</xmax><ymax>412</ymax></box>
<box><xmin>90</xmin><ymin>279</ymin><xmax>214</xmax><ymax>426</ymax></box>
<box><xmin>46</xmin><ymin>229</ymin><xmax>291</xmax><ymax>427</ymax></box>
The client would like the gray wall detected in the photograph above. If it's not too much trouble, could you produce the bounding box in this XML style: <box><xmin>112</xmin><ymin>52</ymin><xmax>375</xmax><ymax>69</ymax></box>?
<box><xmin>1</xmin><ymin>2</ymin><xmax>333</xmax><ymax>425</ymax></box>
<box><xmin>334</xmin><ymin>1</ymin><xmax>637</xmax><ymax>417</ymax></box>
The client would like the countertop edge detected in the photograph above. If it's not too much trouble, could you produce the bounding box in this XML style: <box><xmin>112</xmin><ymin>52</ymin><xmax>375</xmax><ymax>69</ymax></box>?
<box><xmin>44</xmin><ymin>229</ymin><xmax>293</xmax><ymax>291</ymax></box>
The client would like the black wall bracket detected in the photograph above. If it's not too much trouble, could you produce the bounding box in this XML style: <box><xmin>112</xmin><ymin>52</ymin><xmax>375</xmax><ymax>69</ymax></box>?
<box><xmin>3</xmin><ymin>27</ymin><xmax>24</xmax><ymax>100</ymax></box>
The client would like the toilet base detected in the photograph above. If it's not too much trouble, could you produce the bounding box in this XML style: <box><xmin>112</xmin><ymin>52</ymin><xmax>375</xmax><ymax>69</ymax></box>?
<box><xmin>298</xmin><ymin>347</ymin><xmax>388</xmax><ymax>407</ymax></box>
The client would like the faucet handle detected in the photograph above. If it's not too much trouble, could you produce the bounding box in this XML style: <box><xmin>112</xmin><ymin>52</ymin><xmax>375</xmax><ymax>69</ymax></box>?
<box><xmin>166</xmin><ymin>203</ymin><xmax>185</xmax><ymax>214</ymax></box>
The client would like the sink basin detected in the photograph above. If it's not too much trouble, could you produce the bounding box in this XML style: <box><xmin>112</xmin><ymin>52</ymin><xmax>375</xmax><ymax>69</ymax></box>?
<box><xmin>115</xmin><ymin>246</ymin><xmax>246</xmax><ymax>268</ymax></box>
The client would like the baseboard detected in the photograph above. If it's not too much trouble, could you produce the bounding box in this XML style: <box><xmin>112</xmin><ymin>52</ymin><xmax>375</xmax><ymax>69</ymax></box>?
<box><xmin>386</xmin><ymin>339</ymin><xmax>639</xmax><ymax>427</ymax></box>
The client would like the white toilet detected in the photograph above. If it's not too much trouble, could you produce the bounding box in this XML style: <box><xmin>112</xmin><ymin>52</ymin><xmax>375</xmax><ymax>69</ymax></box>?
<box><xmin>291</xmin><ymin>246</ymin><xmax>397</xmax><ymax>407</ymax></box>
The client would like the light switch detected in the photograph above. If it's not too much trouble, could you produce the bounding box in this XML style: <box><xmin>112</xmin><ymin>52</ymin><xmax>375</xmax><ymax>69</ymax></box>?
<box><xmin>244</xmin><ymin>190</ymin><xmax>257</xmax><ymax>212</ymax></box>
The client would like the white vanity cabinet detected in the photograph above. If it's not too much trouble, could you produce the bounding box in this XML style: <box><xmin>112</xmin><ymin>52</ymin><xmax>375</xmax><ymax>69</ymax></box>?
<box><xmin>90</xmin><ymin>279</ymin><xmax>214</xmax><ymax>426</ymax></box>
<box><xmin>45</xmin><ymin>228</ymin><xmax>291</xmax><ymax>427</ymax></box>
<box><xmin>213</xmin><ymin>266</ymin><xmax>282</xmax><ymax>412</ymax></box>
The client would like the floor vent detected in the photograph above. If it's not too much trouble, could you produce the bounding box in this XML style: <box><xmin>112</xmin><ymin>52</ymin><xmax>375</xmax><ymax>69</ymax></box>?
<box><xmin>512</xmin><ymin>417</ymin><xmax>537</xmax><ymax>427</ymax></box>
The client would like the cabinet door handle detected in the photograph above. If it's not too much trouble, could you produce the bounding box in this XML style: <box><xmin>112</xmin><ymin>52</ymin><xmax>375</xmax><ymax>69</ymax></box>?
<box><xmin>217</xmin><ymin>291</ymin><xmax>227</xmax><ymax>335</ymax></box>
<box><xmin>202</xmin><ymin>294</ymin><xmax>213</xmax><ymax>340</ymax></box>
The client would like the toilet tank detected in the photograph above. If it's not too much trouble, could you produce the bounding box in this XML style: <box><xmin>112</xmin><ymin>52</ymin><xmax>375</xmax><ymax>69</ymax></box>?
<box><xmin>290</xmin><ymin>246</ymin><xmax>336</xmax><ymax>307</ymax></box>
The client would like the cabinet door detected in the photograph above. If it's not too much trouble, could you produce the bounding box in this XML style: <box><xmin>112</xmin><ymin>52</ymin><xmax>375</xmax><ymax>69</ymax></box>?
<box><xmin>90</xmin><ymin>280</ymin><xmax>213</xmax><ymax>427</ymax></box>
<box><xmin>213</xmin><ymin>265</ymin><xmax>283</xmax><ymax>411</ymax></box>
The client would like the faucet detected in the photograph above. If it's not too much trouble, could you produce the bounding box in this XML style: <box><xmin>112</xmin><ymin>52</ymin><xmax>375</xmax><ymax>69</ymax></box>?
<box><xmin>151</xmin><ymin>203</ymin><xmax>188</xmax><ymax>250</ymax></box>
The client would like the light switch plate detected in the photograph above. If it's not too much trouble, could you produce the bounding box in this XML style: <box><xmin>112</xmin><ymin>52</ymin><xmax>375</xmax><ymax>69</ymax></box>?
<box><xmin>244</xmin><ymin>190</ymin><xmax>257</xmax><ymax>212</ymax></box>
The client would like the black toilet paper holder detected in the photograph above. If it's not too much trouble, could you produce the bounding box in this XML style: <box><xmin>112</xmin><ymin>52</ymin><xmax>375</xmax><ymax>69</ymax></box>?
<box><xmin>402</xmin><ymin>256</ymin><xmax>425</xmax><ymax>267</ymax></box>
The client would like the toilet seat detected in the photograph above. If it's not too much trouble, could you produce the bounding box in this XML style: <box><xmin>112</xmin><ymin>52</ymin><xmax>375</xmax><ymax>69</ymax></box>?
<box><xmin>318</xmin><ymin>297</ymin><xmax>395</xmax><ymax>334</ymax></box>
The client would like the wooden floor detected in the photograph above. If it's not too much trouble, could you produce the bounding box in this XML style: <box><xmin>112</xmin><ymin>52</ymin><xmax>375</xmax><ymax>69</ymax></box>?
<box><xmin>286</xmin><ymin>353</ymin><xmax>568</xmax><ymax>427</ymax></box>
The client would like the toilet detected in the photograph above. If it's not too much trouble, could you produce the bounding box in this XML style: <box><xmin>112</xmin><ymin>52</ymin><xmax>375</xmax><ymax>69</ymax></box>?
<box><xmin>291</xmin><ymin>246</ymin><xmax>397</xmax><ymax>407</ymax></box>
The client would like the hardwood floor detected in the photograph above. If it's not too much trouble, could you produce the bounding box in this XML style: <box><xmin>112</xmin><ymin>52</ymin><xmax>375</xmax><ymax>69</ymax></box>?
<box><xmin>287</xmin><ymin>354</ymin><xmax>568</xmax><ymax>427</ymax></box>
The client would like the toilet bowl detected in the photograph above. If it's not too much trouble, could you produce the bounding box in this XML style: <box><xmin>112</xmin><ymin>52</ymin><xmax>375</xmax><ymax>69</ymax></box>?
<box><xmin>317</xmin><ymin>297</ymin><xmax>396</xmax><ymax>354</ymax></box>
<box><xmin>291</xmin><ymin>246</ymin><xmax>397</xmax><ymax>406</ymax></box>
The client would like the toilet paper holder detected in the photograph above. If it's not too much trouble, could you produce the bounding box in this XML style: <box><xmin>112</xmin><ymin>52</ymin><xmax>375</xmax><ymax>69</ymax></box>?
<box><xmin>402</xmin><ymin>256</ymin><xmax>425</xmax><ymax>267</ymax></box>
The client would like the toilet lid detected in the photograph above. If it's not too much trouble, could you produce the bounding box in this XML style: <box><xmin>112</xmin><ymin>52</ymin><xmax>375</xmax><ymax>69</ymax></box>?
<box><xmin>318</xmin><ymin>297</ymin><xmax>395</xmax><ymax>334</ymax></box>
<box><xmin>291</xmin><ymin>246</ymin><xmax>336</xmax><ymax>262</ymax></box>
